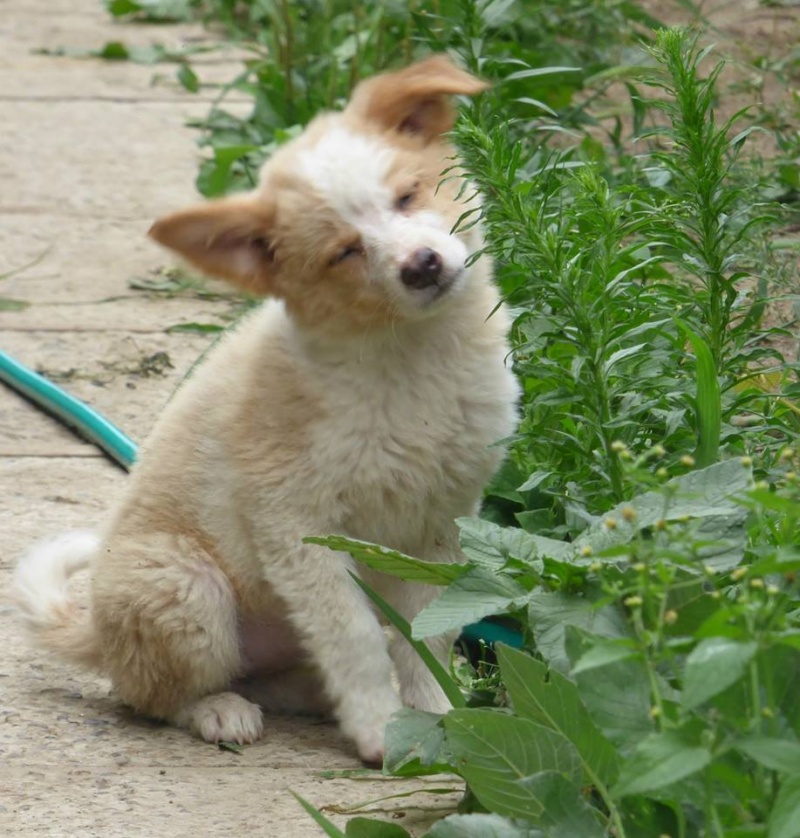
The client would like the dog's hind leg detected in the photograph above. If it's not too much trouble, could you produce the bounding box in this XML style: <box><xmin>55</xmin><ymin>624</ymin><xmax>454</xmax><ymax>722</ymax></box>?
<box><xmin>93</xmin><ymin>533</ymin><xmax>263</xmax><ymax>744</ymax></box>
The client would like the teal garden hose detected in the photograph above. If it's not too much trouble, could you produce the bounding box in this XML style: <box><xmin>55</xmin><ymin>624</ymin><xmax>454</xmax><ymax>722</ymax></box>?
<box><xmin>0</xmin><ymin>349</ymin><xmax>136</xmax><ymax>470</ymax></box>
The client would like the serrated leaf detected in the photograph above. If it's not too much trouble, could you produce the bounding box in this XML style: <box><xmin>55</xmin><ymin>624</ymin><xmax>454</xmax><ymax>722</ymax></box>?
<box><xmin>456</xmin><ymin>516</ymin><xmax>567</xmax><ymax>569</ymax></box>
<box><xmin>574</xmin><ymin>459</ymin><xmax>751</xmax><ymax>568</ymax></box>
<box><xmin>497</xmin><ymin>645</ymin><xmax>620</xmax><ymax>786</ymax></box>
<box><xmin>736</xmin><ymin>736</ymin><xmax>800</xmax><ymax>775</ymax></box>
<box><xmin>564</xmin><ymin>627</ymin><xmax>653</xmax><ymax>751</ymax></box>
<box><xmin>613</xmin><ymin>732</ymin><xmax>712</xmax><ymax>797</ymax></box>
<box><xmin>412</xmin><ymin>567</ymin><xmax>530</xmax><ymax>640</ymax></box>
<box><xmin>682</xmin><ymin>637</ymin><xmax>758</xmax><ymax>710</ymax></box>
<box><xmin>304</xmin><ymin>535</ymin><xmax>466</xmax><ymax>586</ymax></box>
<box><xmin>527</xmin><ymin>588</ymin><xmax>631</xmax><ymax>673</ymax></box>
<box><xmin>425</xmin><ymin>813</ymin><xmax>543</xmax><ymax>837</ymax></box>
<box><xmin>570</xmin><ymin>638</ymin><xmax>640</xmax><ymax>675</ymax></box>
<box><xmin>443</xmin><ymin>710</ymin><xmax>582</xmax><ymax>821</ymax></box>
<box><xmin>383</xmin><ymin>709</ymin><xmax>448</xmax><ymax>777</ymax></box>
<box><xmin>768</xmin><ymin>775</ymin><xmax>800</xmax><ymax>838</ymax></box>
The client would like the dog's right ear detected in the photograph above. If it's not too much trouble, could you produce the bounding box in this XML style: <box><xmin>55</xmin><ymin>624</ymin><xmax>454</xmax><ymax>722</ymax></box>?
<box><xmin>347</xmin><ymin>55</ymin><xmax>487</xmax><ymax>143</ymax></box>
<box><xmin>148</xmin><ymin>196</ymin><xmax>277</xmax><ymax>294</ymax></box>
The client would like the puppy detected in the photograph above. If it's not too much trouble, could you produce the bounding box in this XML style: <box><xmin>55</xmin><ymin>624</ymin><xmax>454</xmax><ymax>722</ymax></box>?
<box><xmin>14</xmin><ymin>56</ymin><xmax>519</xmax><ymax>764</ymax></box>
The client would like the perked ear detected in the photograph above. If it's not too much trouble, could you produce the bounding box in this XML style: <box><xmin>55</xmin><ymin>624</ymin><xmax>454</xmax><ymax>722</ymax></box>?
<box><xmin>148</xmin><ymin>196</ymin><xmax>276</xmax><ymax>294</ymax></box>
<box><xmin>346</xmin><ymin>54</ymin><xmax>487</xmax><ymax>142</ymax></box>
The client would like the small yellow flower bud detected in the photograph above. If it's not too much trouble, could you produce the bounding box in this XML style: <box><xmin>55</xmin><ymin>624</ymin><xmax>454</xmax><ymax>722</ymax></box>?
<box><xmin>632</xmin><ymin>562</ymin><xmax>646</xmax><ymax>572</ymax></box>
<box><xmin>652</xmin><ymin>444</ymin><xmax>666</xmax><ymax>457</ymax></box>
<box><xmin>611</xmin><ymin>440</ymin><xmax>627</xmax><ymax>453</ymax></box>
<box><xmin>579</xmin><ymin>545</ymin><xmax>593</xmax><ymax>558</ymax></box>
<box><xmin>680</xmin><ymin>454</ymin><xmax>696</xmax><ymax>467</ymax></box>
<box><xmin>762</xmin><ymin>707</ymin><xmax>775</xmax><ymax>719</ymax></box>
<box><xmin>604</xmin><ymin>517</ymin><xmax>618</xmax><ymax>530</ymax></box>
<box><xmin>709</xmin><ymin>590</ymin><xmax>721</xmax><ymax>599</ymax></box>
<box><xmin>655</xmin><ymin>519</ymin><xmax>668</xmax><ymax>531</ymax></box>
<box><xmin>749</xmin><ymin>578</ymin><xmax>765</xmax><ymax>589</ymax></box>
<box><xmin>755</xmin><ymin>480</ymin><xmax>769</xmax><ymax>491</ymax></box>
<box><xmin>731</xmin><ymin>567</ymin><xmax>748</xmax><ymax>581</ymax></box>
<box><xmin>624</xmin><ymin>595</ymin><xmax>643</xmax><ymax>607</ymax></box>
<box><xmin>664</xmin><ymin>609</ymin><xmax>678</xmax><ymax>625</ymax></box>
<box><xmin>780</xmin><ymin>447</ymin><xmax>794</xmax><ymax>461</ymax></box>
<box><xmin>767</xmin><ymin>585</ymin><xmax>780</xmax><ymax>596</ymax></box>
<box><xmin>622</xmin><ymin>506</ymin><xmax>637</xmax><ymax>522</ymax></box>
<box><xmin>656</xmin><ymin>467</ymin><xmax>668</xmax><ymax>479</ymax></box>
<box><xmin>740</xmin><ymin>456</ymin><xmax>753</xmax><ymax>467</ymax></box>
<box><xmin>649</xmin><ymin>705</ymin><xmax>662</xmax><ymax>719</ymax></box>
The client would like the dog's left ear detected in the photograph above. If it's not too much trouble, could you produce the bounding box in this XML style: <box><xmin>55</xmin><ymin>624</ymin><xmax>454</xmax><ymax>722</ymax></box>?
<box><xmin>346</xmin><ymin>55</ymin><xmax>487</xmax><ymax>142</ymax></box>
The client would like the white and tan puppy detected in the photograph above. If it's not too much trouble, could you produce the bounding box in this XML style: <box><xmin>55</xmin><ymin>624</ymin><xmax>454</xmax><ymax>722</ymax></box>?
<box><xmin>14</xmin><ymin>56</ymin><xmax>519</xmax><ymax>764</ymax></box>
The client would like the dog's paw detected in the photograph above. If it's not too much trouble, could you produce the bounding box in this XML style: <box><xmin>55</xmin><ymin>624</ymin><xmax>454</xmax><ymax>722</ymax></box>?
<box><xmin>353</xmin><ymin>724</ymin><xmax>388</xmax><ymax>767</ymax></box>
<box><xmin>181</xmin><ymin>692</ymin><xmax>264</xmax><ymax>744</ymax></box>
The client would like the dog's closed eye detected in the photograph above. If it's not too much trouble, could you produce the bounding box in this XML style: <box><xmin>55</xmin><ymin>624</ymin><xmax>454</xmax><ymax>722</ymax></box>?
<box><xmin>329</xmin><ymin>240</ymin><xmax>364</xmax><ymax>267</ymax></box>
<box><xmin>395</xmin><ymin>183</ymin><xmax>420</xmax><ymax>212</ymax></box>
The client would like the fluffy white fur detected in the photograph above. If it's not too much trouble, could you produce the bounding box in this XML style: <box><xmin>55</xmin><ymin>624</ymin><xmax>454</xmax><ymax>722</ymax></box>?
<box><xmin>14</xmin><ymin>56</ymin><xmax>519</xmax><ymax>764</ymax></box>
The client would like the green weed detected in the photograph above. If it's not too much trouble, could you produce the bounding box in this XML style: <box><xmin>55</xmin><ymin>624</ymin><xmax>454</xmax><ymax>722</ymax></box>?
<box><xmin>98</xmin><ymin>2</ymin><xmax>800</xmax><ymax>835</ymax></box>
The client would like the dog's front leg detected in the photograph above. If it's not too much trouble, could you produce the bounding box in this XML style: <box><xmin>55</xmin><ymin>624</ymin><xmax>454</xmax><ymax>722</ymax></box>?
<box><xmin>263</xmin><ymin>542</ymin><xmax>402</xmax><ymax>765</ymax></box>
<box><xmin>383</xmin><ymin>576</ymin><xmax>458</xmax><ymax>716</ymax></box>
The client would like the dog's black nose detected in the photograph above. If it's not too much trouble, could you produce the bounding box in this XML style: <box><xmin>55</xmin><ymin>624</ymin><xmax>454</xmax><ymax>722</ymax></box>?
<box><xmin>400</xmin><ymin>248</ymin><xmax>443</xmax><ymax>289</ymax></box>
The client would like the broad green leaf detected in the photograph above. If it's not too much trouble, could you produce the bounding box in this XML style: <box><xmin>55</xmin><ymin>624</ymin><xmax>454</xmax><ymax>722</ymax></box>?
<box><xmin>613</xmin><ymin>732</ymin><xmax>712</xmax><ymax>797</ymax></box>
<box><xmin>456</xmin><ymin>516</ymin><xmax>568</xmax><ymax>568</ymax></box>
<box><xmin>527</xmin><ymin>587</ymin><xmax>631</xmax><ymax>673</ymax></box>
<box><xmin>425</xmin><ymin>813</ymin><xmax>543</xmax><ymax>837</ymax></box>
<box><xmin>565</xmin><ymin>627</ymin><xmax>653</xmax><ymax>751</ymax></box>
<box><xmin>570</xmin><ymin>638</ymin><xmax>640</xmax><ymax>675</ymax></box>
<box><xmin>497</xmin><ymin>645</ymin><xmax>620</xmax><ymax>786</ymax></box>
<box><xmin>736</xmin><ymin>736</ymin><xmax>800</xmax><ymax>775</ymax></box>
<box><xmin>443</xmin><ymin>710</ymin><xmax>582</xmax><ymax>820</ymax></box>
<box><xmin>346</xmin><ymin>818</ymin><xmax>412</xmax><ymax>837</ymax></box>
<box><xmin>383</xmin><ymin>709</ymin><xmax>448</xmax><ymax>777</ymax></box>
<box><xmin>768</xmin><ymin>775</ymin><xmax>800</xmax><ymax>838</ymax></box>
<box><xmin>349</xmin><ymin>575</ymin><xmax>465</xmax><ymax>708</ymax></box>
<box><xmin>292</xmin><ymin>793</ymin><xmax>347</xmax><ymax>837</ymax></box>
<box><xmin>682</xmin><ymin>637</ymin><xmax>758</xmax><ymax>709</ymax></box>
<box><xmin>305</xmin><ymin>536</ymin><xmax>466</xmax><ymax>586</ymax></box>
<box><xmin>522</xmin><ymin>772</ymin><xmax>605</xmax><ymax>838</ymax></box>
<box><xmin>573</xmin><ymin>459</ymin><xmax>751</xmax><ymax>569</ymax></box>
<box><xmin>412</xmin><ymin>568</ymin><xmax>530</xmax><ymax>640</ymax></box>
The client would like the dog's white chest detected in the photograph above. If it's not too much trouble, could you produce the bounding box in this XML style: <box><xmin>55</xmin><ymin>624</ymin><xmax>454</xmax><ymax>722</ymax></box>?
<box><xmin>304</xmin><ymin>339</ymin><xmax>517</xmax><ymax>549</ymax></box>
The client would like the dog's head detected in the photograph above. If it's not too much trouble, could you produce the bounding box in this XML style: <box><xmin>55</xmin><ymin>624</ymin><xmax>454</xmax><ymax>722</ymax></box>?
<box><xmin>149</xmin><ymin>56</ymin><xmax>487</xmax><ymax>333</ymax></box>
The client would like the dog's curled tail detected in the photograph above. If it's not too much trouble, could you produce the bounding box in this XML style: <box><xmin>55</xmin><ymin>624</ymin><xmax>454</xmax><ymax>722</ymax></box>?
<box><xmin>13</xmin><ymin>531</ymin><xmax>103</xmax><ymax>670</ymax></box>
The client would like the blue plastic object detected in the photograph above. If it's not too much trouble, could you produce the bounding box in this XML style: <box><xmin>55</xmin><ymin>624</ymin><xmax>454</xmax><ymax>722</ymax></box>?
<box><xmin>0</xmin><ymin>349</ymin><xmax>137</xmax><ymax>471</ymax></box>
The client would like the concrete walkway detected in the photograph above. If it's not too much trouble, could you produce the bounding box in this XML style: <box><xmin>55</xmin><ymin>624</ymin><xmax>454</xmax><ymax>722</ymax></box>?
<box><xmin>0</xmin><ymin>2</ymin><xmax>458</xmax><ymax>834</ymax></box>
